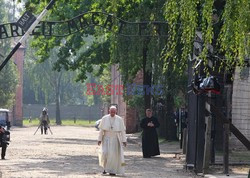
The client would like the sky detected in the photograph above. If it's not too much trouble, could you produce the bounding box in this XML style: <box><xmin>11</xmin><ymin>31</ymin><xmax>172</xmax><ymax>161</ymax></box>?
<box><xmin>4</xmin><ymin>0</ymin><xmax>24</xmax><ymax>20</ymax></box>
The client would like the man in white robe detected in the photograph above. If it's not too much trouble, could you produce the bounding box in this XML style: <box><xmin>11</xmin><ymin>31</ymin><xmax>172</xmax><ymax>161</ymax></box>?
<box><xmin>98</xmin><ymin>106</ymin><xmax>127</xmax><ymax>176</ymax></box>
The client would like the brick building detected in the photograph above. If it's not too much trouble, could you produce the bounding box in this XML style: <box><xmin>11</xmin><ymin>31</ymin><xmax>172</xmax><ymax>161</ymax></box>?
<box><xmin>111</xmin><ymin>64</ymin><xmax>143</xmax><ymax>133</ymax></box>
<box><xmin>231</xmin><ymin>67</ymin><xmax>250</xmax><ymax>149</ymax></box>
<box><xmin>12</xmin><ymin>45</ymin><xmax>25</xmax><ymax>126</ymax></box>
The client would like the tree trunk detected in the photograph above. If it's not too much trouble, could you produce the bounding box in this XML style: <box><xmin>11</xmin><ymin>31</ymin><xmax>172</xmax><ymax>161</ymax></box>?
<box><xmin>165</xmin><ymin>58</ymin><xmax>177</xmax><ymax>140</ymax></box>
<box><xmin>56</xmin><ymin>74</ymin><xmax>62</xmax><ymax>125</ymax></box>
<box><xmin>166</xmin><ymin>91</ymin><xmax>177</xmax><ymax>140</ymax></box>
<box><xmin>142</xmin><ymin>38</ymin><xmax>152</xmax><ymax>110</ymax></box>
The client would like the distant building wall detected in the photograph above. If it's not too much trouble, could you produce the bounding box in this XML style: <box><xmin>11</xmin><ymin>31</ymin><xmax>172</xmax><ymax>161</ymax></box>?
<box><xmin>231</xmin><ymin>67</ymin><xmax>250</xmax><ymax>149</ymax></box>
<box><xmin>23</xmin><ymin>104</ymin><xmax>102</xmax><ymax>120</ymax></box>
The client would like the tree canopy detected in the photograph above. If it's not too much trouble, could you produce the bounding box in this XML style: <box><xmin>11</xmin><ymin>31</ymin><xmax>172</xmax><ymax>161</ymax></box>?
<box><xmin>21</xmin><ymin>0</ymin><xmax>250</xmax><ymax>79</ymax></box>
<box><xmin>0</xmin><ymin>0</ymin><xmax>18</xmax><ymax>108</ymax></box>
<box><xmin>20</xmin><ymin>0</ymin><xmax>250</xmax><ymax>112</ymax></box>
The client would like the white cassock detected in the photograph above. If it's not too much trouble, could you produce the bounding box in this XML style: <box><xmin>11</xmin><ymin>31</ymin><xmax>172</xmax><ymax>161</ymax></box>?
<box><xmin>98</xmin><ymin>114</ymin><xmax>126</xmax><ymax>175</ymax></box>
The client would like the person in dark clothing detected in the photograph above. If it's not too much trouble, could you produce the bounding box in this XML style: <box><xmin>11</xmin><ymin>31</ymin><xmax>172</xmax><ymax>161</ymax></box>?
<box><xmin>40</xmin><ymin>108</ymin><xmax>50</xmax><ymax>135</ymax></box>
<box><xmin>140</xmin><ymin>109</ymin><xmax>160</xmax><ymax>158</ymax></box>
<box><xmin>0</xmin><ymin>126</ymin><xmax>7</xmax><ymax>160</ymax></box>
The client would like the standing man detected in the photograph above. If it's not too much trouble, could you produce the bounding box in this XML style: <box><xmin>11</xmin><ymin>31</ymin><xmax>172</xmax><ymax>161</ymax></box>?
<box><xmin>140</xmin><ymin>108</ymin><xmax>160</xmax><ymax>158</ymax></box>
<box><xmin>0</xmin><ymin>126</ymin><xmax>8</xmax><ymax>159</ymax></box>
<box><xmin>98</xmin><ymin>106</ymin><xmax>127</xmax><ymax>176</ymax></box>
<box><xmin>40</xmin><ymin>108</ymin><xmax>50</xmax><ymax>135</ymax></box>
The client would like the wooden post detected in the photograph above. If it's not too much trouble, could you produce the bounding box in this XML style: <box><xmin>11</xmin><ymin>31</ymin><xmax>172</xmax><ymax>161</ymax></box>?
<box><xmin>202</xmin><ymin>58</ymin><xmax>214</xmax><ymax>174</ymax></box>
<box><xmin>203</xmin><ymin>93</ymin><xmax>212</xmax><ymax>174</ymax></box>
<box><xmin>182</xmin><ymin>128</ymin><xmax>187</xmax><ymax>154</ymax></box>
<box><xmin>223</xmin><ymin>85</ymin><xmax>232</xmax><ymax>175</ymax></box>
<box><xmin>196</xmin><ymin>94</ymin><xmax>206</xmax><ymax>173</ymax></box>
<box><xmin>223</xmin><ymin>121</ymin><xmax>229</xmax><ymax>174</ymax></box>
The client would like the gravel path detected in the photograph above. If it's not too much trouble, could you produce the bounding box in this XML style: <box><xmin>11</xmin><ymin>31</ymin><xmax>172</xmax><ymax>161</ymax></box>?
<box><xmin>0</xmin><ymin>126</ymin><xmax>195</xmax><ymax>178</ymax></box>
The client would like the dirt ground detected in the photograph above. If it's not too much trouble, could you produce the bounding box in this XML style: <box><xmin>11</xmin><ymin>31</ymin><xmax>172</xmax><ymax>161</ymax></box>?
<box><xmin>0</xmin><ymin>126</ymin><xmax>248</xmax><ymax>178</ymax></box>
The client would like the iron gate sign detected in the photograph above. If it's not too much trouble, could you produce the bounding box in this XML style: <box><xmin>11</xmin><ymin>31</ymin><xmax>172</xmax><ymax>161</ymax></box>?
<box><xmin>16</xmin><ymin>11</ymin><xmax>37</xmax><ymax>32</ymax></box>
<box><xmin>0</xmin><ymin>12</ymin><xmax>168</xmax><ymax>39</ymax></box>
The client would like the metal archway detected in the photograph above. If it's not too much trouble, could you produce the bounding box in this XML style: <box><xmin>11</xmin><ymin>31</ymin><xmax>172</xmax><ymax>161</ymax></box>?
<box><xmin>0</xmin><ymin>11</ymin><xmax>168</xmax><ymax>40</ymax></box>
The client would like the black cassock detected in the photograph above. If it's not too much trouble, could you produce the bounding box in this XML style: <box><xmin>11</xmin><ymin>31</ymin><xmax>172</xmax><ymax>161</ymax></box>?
<box><xmin>140</xmin><ymin>116</ymin><xmax>160</xmax><ymax>158</ymax></box>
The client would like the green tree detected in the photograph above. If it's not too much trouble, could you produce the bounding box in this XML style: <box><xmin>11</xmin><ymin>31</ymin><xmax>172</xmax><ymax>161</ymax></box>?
<box><xmin>0</xmin><ymin>0</ymin><xmax>18</xmax><ymax>108</ymax></box>
<box><xmin>23</xmin><ymin>0</ymin><xmax>186</xmax><ymax>139</ymax></box>
<box><xmin>0</xmin><ymin>63</ymin><xmax>18</xmax><ymax>108</ymax></box>
<box><xmin>24</xmin><ymin>43</ymin><xmax>85</xmax><ymax>124</ymax></box>
<box><xmin>163</xmin><ymin>0</ymin><xmax>250</xmax><ymax>72</ymax></box>
<box><xmin>22</xmin><ymin>0</ymin><xmax>250</xmax><ymax>140</ymax></box>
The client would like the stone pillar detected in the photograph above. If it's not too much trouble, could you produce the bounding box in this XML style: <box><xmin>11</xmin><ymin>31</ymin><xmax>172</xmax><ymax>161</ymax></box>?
<box><xmin>13</xmin><ymin>46</ymin><xmax>25</xmax><ymax>126</ymax></box>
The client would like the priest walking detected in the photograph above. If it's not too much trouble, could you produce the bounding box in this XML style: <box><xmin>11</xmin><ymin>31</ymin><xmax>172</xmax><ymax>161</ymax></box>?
<box><xmin>97</xmin><ymin>106</ymin><xmax>127</xmax><ymax>176</ymax></box>
<box><xmin>140</xmin><ymin>108</ymin><xmax>160</xmax><ymax>158</ymax></box>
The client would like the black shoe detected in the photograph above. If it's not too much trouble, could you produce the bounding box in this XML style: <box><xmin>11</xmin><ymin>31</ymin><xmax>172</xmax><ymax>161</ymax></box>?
<box><xmin>109</xmin><ymin>173</ymin><xmax>116</xmax><ymax>176</ymax></box>
<box><xmin>143</xmin><ymin>156</ymin><xmax>151</xmax><ymax>158</ymax></box>
<box><xmin>101</xmin><ymin>170</ymin><xmax>107</xmax><ymax>175</ymax></box>
<box><xmin>1</xmin><ymin>157</ymin><xmax>5</xmax><ymax>160</ymax></box>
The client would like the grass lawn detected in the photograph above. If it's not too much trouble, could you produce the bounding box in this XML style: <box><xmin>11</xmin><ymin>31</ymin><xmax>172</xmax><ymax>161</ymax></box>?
<box><xmin>23</xmin><ymin>118</ymin><xmax>96</xmax><ymax>127</ymax></box>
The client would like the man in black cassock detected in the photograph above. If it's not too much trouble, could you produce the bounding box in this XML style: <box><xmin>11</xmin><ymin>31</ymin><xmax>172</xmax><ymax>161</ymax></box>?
<box><xmin>0</xmin><ymin>126</ymin><xmax>8</xmax><ymax>159</ymax></box>
<box><xmin>140</xmin><ymin>109</ymin><xmax>160</xmax><ymax>158</ymax></box>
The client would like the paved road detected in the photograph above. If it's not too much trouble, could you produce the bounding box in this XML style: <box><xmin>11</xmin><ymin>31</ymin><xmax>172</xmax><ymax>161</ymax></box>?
<box><xmin>0</xmin><ymin>126</ymin><xmax>194</xmax><ymax>178</ymax></box>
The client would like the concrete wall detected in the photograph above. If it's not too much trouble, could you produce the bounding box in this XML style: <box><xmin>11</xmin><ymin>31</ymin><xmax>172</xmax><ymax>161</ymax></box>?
<box><xmin>23</xmin><ymin>104</ymin><xmax>102</xmax><ymax>121</ymax></box>
<box><xmin>231</xmin><ymin>67</ymin><xmax>250</xmax><ymax>149</ymax></box>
